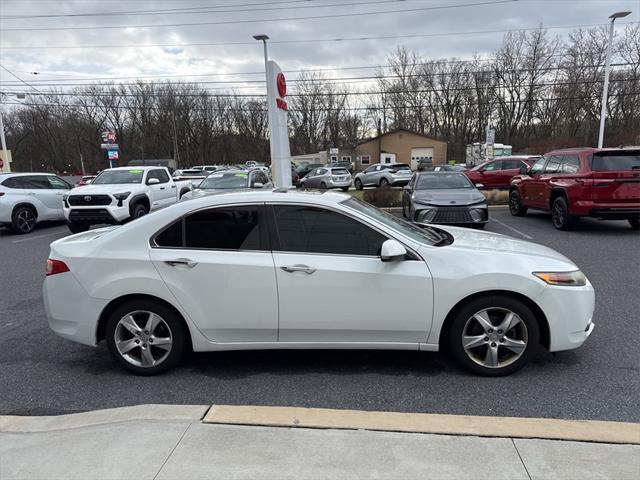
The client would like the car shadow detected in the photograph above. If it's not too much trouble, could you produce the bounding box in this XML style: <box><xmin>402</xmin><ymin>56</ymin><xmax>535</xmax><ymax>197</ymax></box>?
<box><xmin>522</xmin><ymin>212</ymin><xmax>638</xmax><ymax>234</ymax></box>
<box><xmin>0</xmin><ymin>220</ymin><xmax>67</xmax><ymax>237</ymax></box>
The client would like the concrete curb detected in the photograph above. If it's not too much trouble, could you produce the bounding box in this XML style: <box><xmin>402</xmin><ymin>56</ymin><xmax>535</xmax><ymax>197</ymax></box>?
<box><xmin>203</xmin><ymin>405</ymin><xmax>640</xmax><ymax>445</ymax></box>
<box><xmin>0</xmin><ymin>404</ymin><xmax>209</xmax><ymax>433</ymax></box>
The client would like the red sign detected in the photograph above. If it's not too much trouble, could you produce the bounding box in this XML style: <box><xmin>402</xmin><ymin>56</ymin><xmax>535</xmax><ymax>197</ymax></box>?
<box><xmin>0</xmin><ymin>158</ymin><xmax>3</xmax><ymax>169</ymax></box>
<box><xmin>276</xmin><ymin>73</ymin><xmax>287</xmax><ymax>98</ymax></box>
<box><xmin>276</xmin><ymin>99</ymin><xmax>288</xmax><ymax>111</ymax></box>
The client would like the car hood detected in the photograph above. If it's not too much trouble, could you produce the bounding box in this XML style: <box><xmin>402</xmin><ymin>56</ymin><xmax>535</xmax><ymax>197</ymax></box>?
<box><xmin>412</xmin><ymin>189</ymin><xmax>485</xmax><ymax>206</ymax></box>
<box><xmin>436</xmin><ymin>225</ymin><xmax>574</xmax><ymax>264</ymax></box>
<box><xmin>68</xmin><ymin>184</ymin><xmax>144</xmax><ymax>196</ymax></box>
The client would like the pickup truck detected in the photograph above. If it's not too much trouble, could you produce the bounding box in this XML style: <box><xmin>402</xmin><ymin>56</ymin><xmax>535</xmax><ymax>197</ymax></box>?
<box><xmin>63</xmin><ymin>166</ymin><xmax>192</xmax><ymax>233</ymax></box>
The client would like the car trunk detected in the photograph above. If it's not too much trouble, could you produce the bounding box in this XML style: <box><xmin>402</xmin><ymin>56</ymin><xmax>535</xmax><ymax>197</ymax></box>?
<box><xmin>587</xmin><ymin>151</ymin><xmax>640</xmax><ymax>204</ymax></box>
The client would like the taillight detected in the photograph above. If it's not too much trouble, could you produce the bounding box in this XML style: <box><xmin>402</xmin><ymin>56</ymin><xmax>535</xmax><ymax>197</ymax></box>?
<box><xmin>46</xmin><ymin>258</ymin><xmax>70</xmax><ymax>276</ymax></box>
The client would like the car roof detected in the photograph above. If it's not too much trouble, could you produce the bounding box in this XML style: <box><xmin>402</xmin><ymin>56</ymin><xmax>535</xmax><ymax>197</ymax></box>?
<box><xmin>183</xmin><ymin>188</ymin><xmax>349</xmax><ymax>207</ymax></box>
<box><xmin>106</xmin><ymin>166</ymin><xmax>158</xmax><ymax>171</ymax></box>
<box><xmin>546</xmin><ymin>147</ymin><xmax>639</xmax><ymax>154</ymax></box>
<box><xmin>0</xmin><ymin>172</ymin><xmax>56</xmax><ymax>177</ymax></box>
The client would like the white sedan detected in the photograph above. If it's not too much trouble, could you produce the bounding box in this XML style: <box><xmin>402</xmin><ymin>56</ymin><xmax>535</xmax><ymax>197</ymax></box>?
<box><xmin>43</xmin><ymin>190</ymin><xmax>594</xmax><ymax>376</ymax></box>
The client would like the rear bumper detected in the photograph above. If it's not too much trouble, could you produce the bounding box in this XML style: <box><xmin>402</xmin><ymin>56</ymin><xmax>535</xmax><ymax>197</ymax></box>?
<box><xmin>571</xmin><ymin>200</ymin><xmax>640</xmax><ymax>218</ymax></box>
<box><xmin>389</xmin><ymin>177</ymin><xmax>411</xmax><ymax>186</ymax></box>
<box><xmin>327</xmin><ymin>179</ymin><xmax>352</xmax><ymax>188</ymax></box>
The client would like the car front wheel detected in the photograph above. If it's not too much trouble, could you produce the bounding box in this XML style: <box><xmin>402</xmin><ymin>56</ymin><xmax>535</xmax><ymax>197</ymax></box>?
<box><xmin>509</xmin><ymin>190</ymin><xmax>527</xmax><ymax>216</ymax></box>
<box><xmin>447</xmin><ymin>295</ymin><xmax>540</xmax><ymax>376</ymax></box>
<box><xmin>131</xmin><ymin>203</ymin><xmax>149</xmax><ymax>219</ymax></box>
<box><xmin>379</xmin><ymin>178</ymin><xmax>389</xmax><ymax>187</ymax></box>
<box><xmin>354</xmin><ymin>178</ymin><xmax>363</xmax><ymax>190</ymax></box>
<box><xmin>105</xmin><ymin>299</ymin><xmax>187</xmax><ymax>375</ymax></box>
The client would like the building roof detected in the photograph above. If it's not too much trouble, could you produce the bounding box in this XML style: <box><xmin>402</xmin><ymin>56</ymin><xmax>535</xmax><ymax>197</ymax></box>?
<box><xmin>357</xmin><ymin>128</ymin><xmax>447</xmax><ymax>146</ymax></box>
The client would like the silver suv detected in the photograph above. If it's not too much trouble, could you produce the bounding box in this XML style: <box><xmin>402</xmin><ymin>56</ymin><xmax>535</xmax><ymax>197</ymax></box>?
<box><xmin>0</xmin><ymin>173</ymin><xmax>72</xmax><ymax>234</ymax></box>
<box><xmin>299</xmin><ymin>166</ymin><xmax>352</xmax><ymax>191</ymax></box>
<box><xmin>353</xmin><ymin>163</ymin><xmax>412</xmax><ymax>189</ymax></box>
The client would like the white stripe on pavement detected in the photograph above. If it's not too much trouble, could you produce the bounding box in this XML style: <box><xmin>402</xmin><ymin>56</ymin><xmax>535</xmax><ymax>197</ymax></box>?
<box><xmin>490</xmin><ymin>217</ymin><xmax>534</xmax><ymax>240</ymax></box>
<box><xmin>12</xmin><ymin>228</ymin><xmax>69</xmax><ymax>244</ymax></box>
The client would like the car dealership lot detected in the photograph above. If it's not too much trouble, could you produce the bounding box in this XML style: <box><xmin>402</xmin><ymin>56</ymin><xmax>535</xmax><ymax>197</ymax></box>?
<box><xmin>0</xmin><ymin>210</ymin><xmax>638</xmax><ymax>421</ymax></box>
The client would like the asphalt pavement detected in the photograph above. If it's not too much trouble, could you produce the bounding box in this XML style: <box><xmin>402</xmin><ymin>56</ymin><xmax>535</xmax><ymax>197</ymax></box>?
<box><xmin>0</xmin><ymin>209</ymin><xmax>638</xmax><ymax>421</ymax></box>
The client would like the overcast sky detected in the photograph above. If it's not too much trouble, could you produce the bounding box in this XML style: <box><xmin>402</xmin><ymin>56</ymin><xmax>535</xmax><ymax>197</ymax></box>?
<box><xmin>0</xmin><ymin>0</ymin><xmax>638</xmax><ymax>95</ymax></box>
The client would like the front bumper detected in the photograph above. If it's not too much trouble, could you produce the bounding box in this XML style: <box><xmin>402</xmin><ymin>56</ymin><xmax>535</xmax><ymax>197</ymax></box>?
<box><xmin>64</xmin><ymin>204</ymin><xmax>130</xmax><ymax>223</ymax></box>
<box><xmin>534</xmin><ymin>282</ymin><xmax>595</xmax><ymax>352</ymax></box>
<box><xmin>413</xmin><ymin>204</ymin><xmax>489</xmax><ymax>225</ymax></box>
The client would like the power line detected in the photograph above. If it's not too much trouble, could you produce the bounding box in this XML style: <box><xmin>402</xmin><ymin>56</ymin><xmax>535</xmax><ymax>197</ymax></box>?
<box><xmin>0</xmin><ymin>0</ymin><xmax>410</xmax><ymax>20</ymax></box>
<box><xmin>2</xmin><ymin>21</ymin><xmax>636</xmax><ymax>51</ymax></box>
<box><xmin>0</xmin><ymin>1</ymin><xmax>517</xmax><ymax>31</ymax></box>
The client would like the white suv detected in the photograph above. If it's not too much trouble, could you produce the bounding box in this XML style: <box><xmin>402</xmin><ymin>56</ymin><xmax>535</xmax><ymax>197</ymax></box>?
<box><xmin>0</xmin><ymin>173</ymin><xmax>72</xmax><ymax>234</ymax></box>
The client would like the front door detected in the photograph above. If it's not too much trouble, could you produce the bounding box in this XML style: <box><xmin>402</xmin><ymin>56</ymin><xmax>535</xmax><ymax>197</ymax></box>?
<box><xmin>147</xmin><ymin>169</ymin><xmax>175</xmax><ymax>208</ymax></box>
<box><xmin>521</xmin><ymin>157</ymin><xmax>548</xmax><ymax>208</ymax></box>
<box><xmin>149</xmin><ymin>204</ymin><xmax>278</xmax><ymax>343</ymax></box>
<box><xmin>269</xmin><ymin>204</ymin><xmax>432</xmax><ymax>343</ymax></box>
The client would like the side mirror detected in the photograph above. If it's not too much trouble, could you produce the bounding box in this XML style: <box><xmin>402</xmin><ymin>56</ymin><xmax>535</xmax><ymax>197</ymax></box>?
<box><xmin>380</xmin><ymin>239</ymin><xmax>407</xmax><ymax>262</ymax></box>
<box><xmin>404</xmin><ymin>184</ymin><xmax>412</xmax><ymax>192</ymax></box>
<box><xmin>147</xmin><ymin>178</ymin><xmax>160</xmax><ymax>185</ymax></box>
<box><xmin>479</xmin><ymin>169</ymin><xmax>485</xmax><ymax>174</ymax></box>
<box><xmin>519</xmin><ymin>165</ymin><xmax>528</xmax><ymax>175</ymax></box>
<box><xmin>253</xmin><ymin>182</ymin><xmax>264</xmax><ymax>189</ymax></box>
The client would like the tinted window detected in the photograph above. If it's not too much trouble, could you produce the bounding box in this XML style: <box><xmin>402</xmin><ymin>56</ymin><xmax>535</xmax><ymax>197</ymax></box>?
<box><xmin>93</xmin><ymin>169</ymin><xmax>144</xmax><ymax>184</ymax></box>
<box><xmin>199</xmin><ymin>172</ymin><xmax>249</xmax><ymax>189</ymax></box>
<box><xmin>416</xmin><ymin>173</ymin><xmax>473</xmax><ymax>190</ymax></box>
<box><xmin>530</xmin><ymin>157</ymin><xmax>547</xmax><ymax>174</ymax></box>
<box><xmin>330</xmin><ymin>168</ymin><xmax>349</xmax><ymax>175</ymax></box>
<box><xmin>483</xmin><ymin>161</ymin><xmax>502</xmax><ymax>171</ymax></box>
<box><xmin>47</xmin><ymin>176</ymin><xmax>71</xmax><ymax>189</ymax></box>
<box><xmin>503</xmin><ymin>160</ymin><xmax>524</xmax><ymax>170</ymax></box>
<box><xmin>185</xmin><ymin>206</ymin><xmax>261</xmax><ymax>250</ymax></box>
<box><xmin>2</xmin><ymin>177</ymin><xmax>30</xmax><ymax>188</ymax></box>
<box><xmin>155</xmin><ymin>220</ymin><xmax>183</xmax><ymax>248</ymax></box>
<box><xmin>155</xmin><ymin>169</ymin><xmax>170</xmax><ymax>183</ymax></box>
<box><xmin>591</xmin><ymin>152</ymin><xmax>640</xmax><ymax>171</ymax></box>
<box><xmin>272</xmin><ymin>205</ymin><xmax>387</xmax><ymax>256</ymax></box>
<box><xmin>561</xmin><ymin>155</ymin><xmax>580</xmax><ymax>174</ymax></box>
<box><xmin>544</xmin><ymin>156</ymin><xmax>562</xmax><ymax>173</ymax></box>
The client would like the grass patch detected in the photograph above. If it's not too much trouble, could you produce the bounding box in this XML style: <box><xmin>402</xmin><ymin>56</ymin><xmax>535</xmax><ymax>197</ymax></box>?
<box><xmin>483</xmin><ymin>189</ymin><xmax>509</xmax><ymax>205</ymax></box>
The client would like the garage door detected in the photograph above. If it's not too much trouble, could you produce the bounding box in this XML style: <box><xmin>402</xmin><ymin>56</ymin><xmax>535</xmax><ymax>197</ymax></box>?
<box><xmin>411</xmin><ymin>148</ymin><xmax>434</xmax><ymax>170</ymax></box>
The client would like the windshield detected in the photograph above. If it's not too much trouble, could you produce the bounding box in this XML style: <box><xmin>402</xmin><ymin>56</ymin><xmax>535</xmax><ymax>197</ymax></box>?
<box><xmin>198</xmin><ymin>172</ymin><xmax>249</xmax><ymax>189</ymax></box>
<box><xmin>342</xmin><ymin>197</ymin><xmax>443</xmax><ymax>246</ymax></box>
<box><xmin>331</xmin><ymin>168</ymin><xmax>349</xmax><ymax>175</ymax></box>
<box><xmin>91</xmin><ymin>169</ymin><xmax>144</xmax><ymax>185</ymax></box>
<box><xmin>416</xmin><ymin>173</ymin><xmax>473</xmax><ymax>190</ymax></box>
<box><xmin>392</xmin><ymin>164</ymin><xmax>411</xmax><ymax>171</ymax></box>
<box><xmin>591</xmin><ymin>152</ymin><xmax>640</xmax><ymax>171</ymax></box>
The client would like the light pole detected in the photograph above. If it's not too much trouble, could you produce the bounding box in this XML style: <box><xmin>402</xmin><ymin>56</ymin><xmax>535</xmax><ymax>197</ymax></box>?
<box><xmin>0</xmin><ymin>92</ymin><xmax>25</xmax><ymax>171</ymax></box>
<box><xmin>253</xmin><ymin>34</ymin><xmax>270</xmax><ymax>72</ymax></box>
<box><xmin>598</xmin><ymin>10</ymin><xmax>631</xmax><ymax>148</ymax></box>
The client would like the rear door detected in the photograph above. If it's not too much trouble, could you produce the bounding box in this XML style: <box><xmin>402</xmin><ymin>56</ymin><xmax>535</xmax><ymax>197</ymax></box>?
<box><xmin>500</xmin><ymin>159</ymin><xmax>525</xmax><ymax>189</ymax></box>
<box><xmin>478</xmin><ymin>160</ymin><xmax>502</xmax><ymax>188</ymax></box>
<box><xmin>149</xmin><ymin>204</ymin><xmax>278</xmax><ymax>342</ymax></box>
<box><xmin>587</xmin><ymin>151</ymin><xmax>640</xmax><ymax>206</ymax></box>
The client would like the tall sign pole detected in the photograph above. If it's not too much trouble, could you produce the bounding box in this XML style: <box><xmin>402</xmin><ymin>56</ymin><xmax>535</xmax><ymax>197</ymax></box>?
<box><xmin>254</xmin><ymin>34</ymin><xmax>292</xmax><ymax>188</ymax></box>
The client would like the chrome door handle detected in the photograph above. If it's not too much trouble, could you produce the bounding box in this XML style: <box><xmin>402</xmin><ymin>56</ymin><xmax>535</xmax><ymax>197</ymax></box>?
<box><xmin>281</xmin><ymin>265</ymin><xmax>316</xmax><ymax>274</ymax></box>
<box><xmin>165</xmin><ymin>258</ymin><xmax>198</xmax><ymax>268</ymax></box>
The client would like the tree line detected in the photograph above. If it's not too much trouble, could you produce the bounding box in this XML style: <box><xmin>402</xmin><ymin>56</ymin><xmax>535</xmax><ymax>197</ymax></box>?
<box><xmin>2</xmin><ymin>24</ymin><xmax>639</xmax><ymax>173</ymax></box>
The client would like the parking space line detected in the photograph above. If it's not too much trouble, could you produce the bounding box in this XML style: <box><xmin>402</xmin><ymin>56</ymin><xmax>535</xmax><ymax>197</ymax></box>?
<box><xmin>12</xmin><ymin>229</ymin><xmax>68</xmax><ymax>244</ymax></box>
<box><xmin>490</xmin><ymin>218</ymin><xmax>534</xmax><ymax>240</ymax></box>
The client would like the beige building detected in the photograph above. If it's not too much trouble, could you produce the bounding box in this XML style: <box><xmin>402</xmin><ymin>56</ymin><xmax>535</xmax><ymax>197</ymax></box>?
<box><xmin>355</xmin><ymin>129</ymin><xmax>448</xmax><ymax>171</ymax></box>
<box><xmin>290</xmin><ymin>148</ymin><xmax>358</xmax><ymax>167</ymax></box>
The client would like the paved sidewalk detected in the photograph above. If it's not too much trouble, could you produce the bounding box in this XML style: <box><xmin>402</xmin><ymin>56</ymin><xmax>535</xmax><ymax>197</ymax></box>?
<box><xmin>1</xmin><ymin>405</ymin><xmax>639</xmax><ymax>480</ymax></box>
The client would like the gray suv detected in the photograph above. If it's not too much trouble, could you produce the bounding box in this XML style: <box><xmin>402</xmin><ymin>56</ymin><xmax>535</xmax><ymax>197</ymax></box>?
<box><xmin>299</xmin><ymin>167</ymin><xmax>352</xmax><ymax>191</ymax></box>
<box><xmin>353</xmin><ymin>163</ymin><xmax>412</xmax><ymax>189</ymax></box>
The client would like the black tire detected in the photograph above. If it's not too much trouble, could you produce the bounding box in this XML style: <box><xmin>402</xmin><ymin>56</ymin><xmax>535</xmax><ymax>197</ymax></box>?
<box><xmin>341</xmin><ymin>187</ymin><xmax>350</xmax><ymax>192</ymax></box>
<box><xmin>446</xmin><ymin>295</ymin><xmax>540</xmax><ymax>376</ymax></box>
<box><xmin>67</xmin><ymin>221</ymin><xmax>90</xmax><ymax>234</ymax></box>
<box><xmin>320</xmin><ymin>182</ymin><xmax>328</xmax><ymax>190</ymax></box>
<box><xmin>354</xmin><ymin>178</ymin><xmax>363</xmax><ymax>190</ymax></box>
<box><xmin>629</xmin><ymin>218</ymin><xmax>640</xmax><ymax>230</ymax></box>
<box><xmin>11</xmin><ymin>205</ymin><xmax>37</xmax><ymax>234</ymax></box>
<box><xmin>509</xmin><ymin>190</ymin><xmax>527</xmax><ymax>216</ymax></box>
<box><xmin>402</xmin><ymin>198</ymin><xmax>408</xmax><ymax>219</ymax></box>
<box><xmin>551</xmin><ymin>196</ymin><xmax>575</xmax><ymax>231</ymax></box>
<box><xmin>379</xmin><ymin>178</ymin><xmax>389</xmax><ymax>187</ymax></box>
<box><xmin>105</xmin><ymin>299</ymin><xmax>188</xmax><ymax>375</ymax></box>
<box><xmin>131</xmin><ymin>203</ymin><xmax>149</xmax><ymax>219</ymax></box>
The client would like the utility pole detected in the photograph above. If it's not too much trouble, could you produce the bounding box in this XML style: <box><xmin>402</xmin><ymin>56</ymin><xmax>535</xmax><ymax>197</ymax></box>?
<box><xmin>80</xmin><ymin>153</ymin><xmax>85</xmax><ymax>175</ymax></box>
<box><xmin>0</xmin><ymin>106</ymin><xmax>8</xmax><ymax>171</ymax></box>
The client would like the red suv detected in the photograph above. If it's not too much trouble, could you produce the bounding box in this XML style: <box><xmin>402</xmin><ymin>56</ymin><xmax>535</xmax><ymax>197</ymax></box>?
<box><xmin>509</xmin><ymin>148</ymin><xmax>640</xmax><ymax>230</ymax></box>
<box><xmin>465</xmin><ymin>156</ymin><xmax>539</xmax><ymax>189</ymax></box>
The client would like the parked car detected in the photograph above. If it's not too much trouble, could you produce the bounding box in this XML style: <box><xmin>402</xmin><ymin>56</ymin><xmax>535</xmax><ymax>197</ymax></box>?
<box><xmin>180</xmin><ymin>169</ymin><xmax>272</xmax><ymax>201</ymax></box>
<box><xmin>63</xmin><ymin>166</ymin><xmax>194</xmax><ymax>234</ymax></box>
<box><xmin>44</xmin><ymin>189</ymin><xmax>594</xmax><ymax>376</ymax></box>
<box><xmin>172</xmin><ymin>169</ymin><xmax>209</xmax><ymax>188</ymax></box>
<box><xmin>295</xmin><ymin>162</ymin><xmax>324</xmax><ymax>179</ymax></box>
<box><xmin>509</xmin><ymin>148</ymin><xmax>640</xmax><ymax>230</ymax></box>
<box><xmin>353</xmin><ymin>163</ymin><xmax>412</xmax><ymax>189</ymax></box>
<box><xmin>402</xmin><ymin>172</ymin><xmax>488</xmax><ymax>228</ymax></box>
<box><xmin>299</xmin><ymin>166</ymin><xmax>351</xmax><ymax>191</ymax></box>
<box><xmin>0</xmin><ymin>173</ymin><xmax>73</xmax><ymax>234</ymax></box>
<box><xmin>76</xmin><ymin>175</ymin><xmax>96</xmax><ymax>187</ymax></box>
<box><xmin>465</xmin><ymin>156</ymin><xmax>540</xmax><ymax>189</ymax></box>
<box><xmin>419</xmin><ymin>164</ymin><xmax>466</xmax><ymax>172</ymax></box>
<box><xmin>191</xmin><ymin>165</ymin><xmax>220</xmax><ymax>173</ymax></box>
<box><xmin>291</xmin><ymin>165</ymin><xmax>300</xmax><ymax>186</ymax></box>
<box><xmin>329</xmin><ymin>160</ymin><xmax>354</xmax><ymax>173</ymax></box>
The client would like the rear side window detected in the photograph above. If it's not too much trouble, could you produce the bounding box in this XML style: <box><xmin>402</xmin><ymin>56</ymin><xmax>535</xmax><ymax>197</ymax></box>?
<box><xmin>483</xmin><ymin>161</ymin><xmax>502</xmax><ymax>171</ymax></box>
<box><xmin>272</xmin><ymin>205</ymin><xmax>387</xmax><ymax>256</ymax></box>
<box><xmin>503</xmin><ymin>160</ymin><xmax>524</xmax><ymax>169</ymax></box>
<box><xmin>561</xmin><ymin>155</ymin><xmax>580</xmax><ymax>174</ymax></box>
<box><xmin>544</xmin><ymin>156</ymin><xmax>562</xmax><ymax>174</ymax></box>
<box><xmin>2</xmin><ymin>177</ymin><xmax>29</xmax><ymax>188</ymax></box>
<box><xmin>154</xmin><ymin>206</ymin><xmax>263</xmax><ymax>250</ymax></box>
<box><xmin>591</xmin><ymin>152</ymin><xmax>640</xmax><ymax>171</ymax></box>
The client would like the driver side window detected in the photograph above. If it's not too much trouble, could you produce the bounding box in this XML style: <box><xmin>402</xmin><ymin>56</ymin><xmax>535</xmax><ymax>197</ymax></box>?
<box><xmin>530</xmin><ymin>157</ymin><xmax>547</xmax><ymax>174</ymax></box>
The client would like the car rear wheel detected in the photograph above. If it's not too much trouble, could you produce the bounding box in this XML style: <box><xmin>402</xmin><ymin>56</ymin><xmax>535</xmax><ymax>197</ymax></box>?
<box><xmin>447</xmin><ymin>295</ymin><xmax>540</xmax><ymax>376</ymax></box>
<box><xmin>551</xmin><ymin>196</ymin><xmax>575</xmax><ymax>231</ymax></box>
<box><xmin>354</xmin><ymin>178</ymin><xmax>363</xmax><ymax>190</ymax></box>
<box><xmin>67</xmin><ymin>221</ymin><xmax>90</xmax><ymax>234</ymax></box>
<box><xmin>320</xmin><ymin>182</ymin><xmax>328</xmax><ymax>189</ymax></box>
<box><xmin>509</xmin><ymin>190</ymin><xmax>527</xmax><ymax>216</ymax></box>
<box><xmin>379</xmin><ymin>178</ymin><xmax>389</xmax><ymax>187</ymax></box>
<box><xmin>629</xmin><ymin>218</ymin><xmax>639</xmax><ymax>230</ymax></box>
<box><xmin>105</xmin><ymin>300</ymin><xmax>187</xmax><ymax>375</ymax></box>
<box><xmin>11</xmin><ymin>206</ymin><xmax>37</xmax><ymax>234</ymax></box>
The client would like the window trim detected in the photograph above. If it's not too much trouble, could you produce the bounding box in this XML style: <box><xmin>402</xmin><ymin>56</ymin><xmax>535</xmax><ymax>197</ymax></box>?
<box><xmin>150</xmin><ymin>202</ymin><xmax>271</xmax><ymax>253</ymax></box>
<box><xmin>266</xmin><ymin>202</ymin><xmax>419</xmax><ymax>260</ymax></box>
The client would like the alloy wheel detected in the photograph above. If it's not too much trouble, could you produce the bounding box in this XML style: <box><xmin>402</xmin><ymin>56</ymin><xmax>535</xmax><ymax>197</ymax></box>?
<box><xmin>552</xmin><ymin>201</ymin><xmax>565</xmax><ymax>228</ymax></box>
<box><xmin>16</xmin><ymin>209</ymin><xmax>36</xmax><ymax>233</ymax></box>
<box><xmin>461</xmin><ymin>307</ymin><xmax>528</xmax><ymax>369</ymax></box>
<box><xmin>114</xmin><ymin>310</ymin><xmax>173</xmax><ymax>368</ymax></box>
<box><xmin>509</xmin><ymin>192</ymin><xmax>520</xmax><ymax>214</ymax></box>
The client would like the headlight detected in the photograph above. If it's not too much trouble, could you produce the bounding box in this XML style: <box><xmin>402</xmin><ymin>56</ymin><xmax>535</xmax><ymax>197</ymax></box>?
<box><xmin>533</xmin><ymin>270</ymin><xmax>587</xmax><ymax>286</ymax></box>
<box><xmin>416</xmin><ymin>208</ymin><xmax>436</xmax><ymax>223</ymax></box>
<box><xmin>113</xmin><ymin>192</ymin><xmax>131</xmax><ymax>200</ymax></box>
